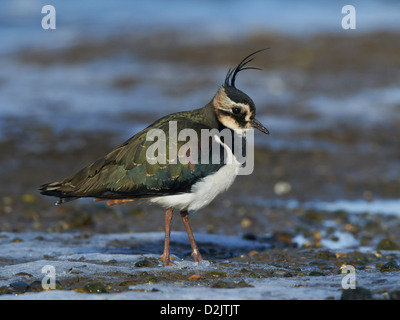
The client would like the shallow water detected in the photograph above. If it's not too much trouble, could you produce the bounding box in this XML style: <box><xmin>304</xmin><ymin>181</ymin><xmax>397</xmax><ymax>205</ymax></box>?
<box><xmin>249</xmin><ymin>197</ymin><xmax>400</xmax><ymax>217</ymax></box>
<box><xmin>1</xmin><ymin>231</ymin><xmax>399</xmax><ymax>300</ymax></box>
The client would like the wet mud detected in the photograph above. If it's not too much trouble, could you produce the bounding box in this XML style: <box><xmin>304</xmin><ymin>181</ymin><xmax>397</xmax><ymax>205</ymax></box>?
<box><xmin>0</xmin><ymin>30</ymin><xmax>399</xmax><ymax>299</ymax></box>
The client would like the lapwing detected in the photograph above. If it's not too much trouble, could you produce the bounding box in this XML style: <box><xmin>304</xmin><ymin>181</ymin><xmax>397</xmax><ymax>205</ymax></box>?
<box><xmin>40</xmin><ymin>49</ymin><xmax>269</xmax><ymax>266</ymax></box>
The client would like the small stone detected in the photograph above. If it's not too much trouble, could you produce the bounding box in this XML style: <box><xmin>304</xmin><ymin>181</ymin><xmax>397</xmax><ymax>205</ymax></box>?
<box><xmin>208</xmin><ymin>271</ymin><xmax>226</xmax><ymax>278</ymax></box>
<box><xmin>341</xmin><ymin>287</ymin><xmax>372</xmax><ymax>300</ymax></box>
<box><xmin>27</xmin><ymin>280</ymin><xmax>44</xmax><ymax>292</ymax></box>
<box><xmin>248</xmin><ymin>250</ymin><xmax>259</xmax><ymax>257</ymax></box>
<box><xmin>308</xmin><ymin>271</ymin><xmax>326</xmax><ymax>276</ymax></box>
<box><xmin>14</xmin><ymin>272</ymin><xmax>33</xmax><ymax>278</ymax></box>
<box><xmin>147</xmin><ymin>277</ymin><xmax>159</xmax><ymax>284</ymax></box>
<box><xmin>377</xmin><ymin>238</ymin><xmax>400</xmax><ymax>251</ymax></box>
<box><xmin>188</xmin><ymin>274</ymin><xmax>204</xmax><ymax>281</ymax></box>
<box><xmin>210</xmin><ymin>280</ymin><xmax>253</xmax><ymax>289</ymax></box>
<box><xmin>39</xmin><ymin>279</ymin><xmax>62</xmax><ymax>291</ymax></box>
<box><xmin>274</xmin><ymin>181</ymin><xmax>291</xmax><ymax>195</ymax></box>
<box><xmin>10</xmin><ymin>281</ymin><xmax>29</xmax><ymax>293</ymax></box>
<box><xmin>211</xmin><ymin>280</ymin><xmax>235</xmax><ymax>289</ymax></box>
<box><xmin>242</xmin><ymin>233</ymin><xmax>257</xmax><ymax>241</ymax></box>
<box><xmin>82</xmin><ymin>282</ymin><xmax>107</xmax><ymax>293</ymax></box>
<box><xmin>274</xmin><ymin>270</ymin><xmax>293</xmax><ymax>277</ymax></box>
<box><xmin>236</xmin><ymin>280</ymin><xmax>254</xmax><ymax>288</ymax></box>
<box><xmin>0</xmin><ymin>286</ymin><xmax>12</xmax><ymax>294</ymax></box>
<box><xmin>304</xmin><ymin>210</ymin><xmax>323</xmax><ymax>222</ymax></box>
<box><xmin>22</xmin><ymin>194</ymin><xmax>36</xmax><ymax>203</ymax></box>
<box><xmin>105</xmin><ymin>259</ymin><xmax>117</xmax><ymax>265</ymax></box>
<box><xmin>390</xmin><ymin>291</ymin><xmax>400</xmax><ymax>300</ymax></box>
<box><xmin>380</xmin><ymin>260</ymin><xmax>400</xmax><ymax>273</ymax></box>
<box><xmin>134</xmin><ymin>258</ymin><xmax>158</xmax><ymax>268</ymax></box>
<box><xmin>240</xmin><ymin>218</ymin><xmax>252</xmax><ymax>228</ymax></box>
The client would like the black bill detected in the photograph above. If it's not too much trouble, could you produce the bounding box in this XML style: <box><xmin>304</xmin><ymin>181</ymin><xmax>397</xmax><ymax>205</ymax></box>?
<box><xmin>250</xmin><ymin>118</ymin><xmax>269</xmax><ymax>134</ymax></box>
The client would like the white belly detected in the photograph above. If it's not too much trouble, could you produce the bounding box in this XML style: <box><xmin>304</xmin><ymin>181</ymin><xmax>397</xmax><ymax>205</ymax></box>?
<box><xmin>149</xmin><ymin>135</ymin><xmax>241</xmax><ymax>211</ymax></box>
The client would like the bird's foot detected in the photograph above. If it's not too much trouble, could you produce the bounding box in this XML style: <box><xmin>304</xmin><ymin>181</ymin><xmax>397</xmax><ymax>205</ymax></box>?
<box><xmin>192</xmin><ymin>249</ymin><xmax>203</xmax><ymax>263</ymax></box>
<box><xmin>159</xmin><ymin>253</ymin><xmax>175</xmax><ymax>266</ymax></box>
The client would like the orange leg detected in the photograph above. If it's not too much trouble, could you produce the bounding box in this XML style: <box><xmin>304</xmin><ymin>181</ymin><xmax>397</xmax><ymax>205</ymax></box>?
<box><xmin>180</xmin><ymin>210</ymin><xmax>203</xmax><ymax>262</ymax></box>
<box><xmin>160</xmin><ymin>208</ymin><xmax>175</xmax><ymax>266</ymax></box>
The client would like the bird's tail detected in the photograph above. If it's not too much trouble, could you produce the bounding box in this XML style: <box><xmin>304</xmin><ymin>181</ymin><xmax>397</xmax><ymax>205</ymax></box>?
<box><xmin>39</xmin><ymin>181</ymin><xmax>79</xmax><ymax>205</ymax></box>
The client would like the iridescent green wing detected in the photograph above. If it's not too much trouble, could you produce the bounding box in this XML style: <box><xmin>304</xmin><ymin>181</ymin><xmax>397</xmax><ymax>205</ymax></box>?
<box><xmin>63</xmin><ymin>115</ymin><xmax>226</xmax><ymax>199</ymax></box>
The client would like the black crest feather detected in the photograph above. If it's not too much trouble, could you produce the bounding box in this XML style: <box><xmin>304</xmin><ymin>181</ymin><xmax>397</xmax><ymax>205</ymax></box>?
<box><xmin>224</xmin><ymin>48</ymin><xmax>268</xmax><ymax>88</ymax></box>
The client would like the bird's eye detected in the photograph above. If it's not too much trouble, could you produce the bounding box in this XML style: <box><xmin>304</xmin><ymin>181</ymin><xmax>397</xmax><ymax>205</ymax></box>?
<box><xmin>232</xmin><ymin>107</ymin><xmax>241</xmax><ymax>114</ymax></box>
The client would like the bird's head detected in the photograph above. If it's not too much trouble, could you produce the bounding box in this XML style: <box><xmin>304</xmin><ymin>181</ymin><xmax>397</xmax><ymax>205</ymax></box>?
<box><xmin>212</xmin><ymin>49</ymin><xmax>269</xmax><ymax>135</ymax></box>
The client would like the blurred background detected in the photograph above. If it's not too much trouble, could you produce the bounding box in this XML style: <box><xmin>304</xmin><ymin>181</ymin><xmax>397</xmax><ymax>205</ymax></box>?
<box><xmin>0</xmin><ymin>0</ymin><xmax>399</xmax><ymax>250</ymax></box>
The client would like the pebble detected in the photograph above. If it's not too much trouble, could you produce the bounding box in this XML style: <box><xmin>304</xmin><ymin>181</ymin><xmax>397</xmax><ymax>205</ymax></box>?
<box><xmin>188</xmin><ymin>274</ymin><xmax>204</xmax><ymax>281</ymax></box>
<box><xmin>341</xmin><ymin>287</ymin><xmax>372</xmax><ymax>300</ymax></box>
<box><xmin>10</xmin><ymin>281</ymin><xmax>29</xmax><ymax>293</ymax></box>
<box><xmin>248</xmin><ymin>250</ymin><xmax>259</xmax><ymax>257</ymax></box>
<box><xmin>14</xmin><ymin>272</ymin><xmax>33</xmax><ymax>278</ymax></box>
<box><xmin>207</xmin><ymin>271</ymin><xmax>226</xmax><ymax>278</ymax></box>
<box><xmin>242</xmin><ymin>233</ymin><xmax>257</xmax><ymax>241</ymax></box>
<box><xmin>22</xmin><ymin>194</ymin><xmax>36</xmax><ymax>203</ymax></box>
<box><xmin>210</xmin><ymin>280</ymin><xmax>252</xmax><ymax>289</ymax></box>
<box><xmin>80</xmin><ymin>282</ymin><xmax>108</xmax><ymax>294</ymax></box>
<box><xmin>390</xmin><ymin>291</ymin><xmax>400</xmax><ymax>300</ymax></box>
<box><xmin>273</xmin><ymin>181</ymin><xmax>291</xmax><ymax>196</ymax></box>
<box><xmin>210</xmin><ymin>280</ymin><xmax>233</xmax><ymax>288</ymax></box>
<box><xmin>377</xmin><ymin>238</ymin><xmax>400</xmax><ymax>251</ymax></box>
<box><xmin>134</xmin><ymin>258</ymin><xmax>159</xmax><ymax>268</ymax></box>
<box><xmin>274</xmin><ymin>270</ymin><xmax>293</xmax><ymax>277</ymax></box>
<box><xmin>240</xmin><ymin>218</ymin><xmax>252</xmax><ymax>228</ymax></box>
<box><xmin>28</xmin><ymin>280</ymin><xmax>44</xmax><ymax>292</ymax></box>
<box><xmin>380</xmin><ymin>260</ymin><xmax>400</xmax><ymax>273</ymax></box>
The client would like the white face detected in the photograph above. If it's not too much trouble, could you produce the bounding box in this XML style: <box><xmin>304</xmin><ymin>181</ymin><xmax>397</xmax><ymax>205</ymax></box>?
<box><xmin>212</xmin><ymin>87</ymin><xmax>254</xmax><ymax>131</ymax></box>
